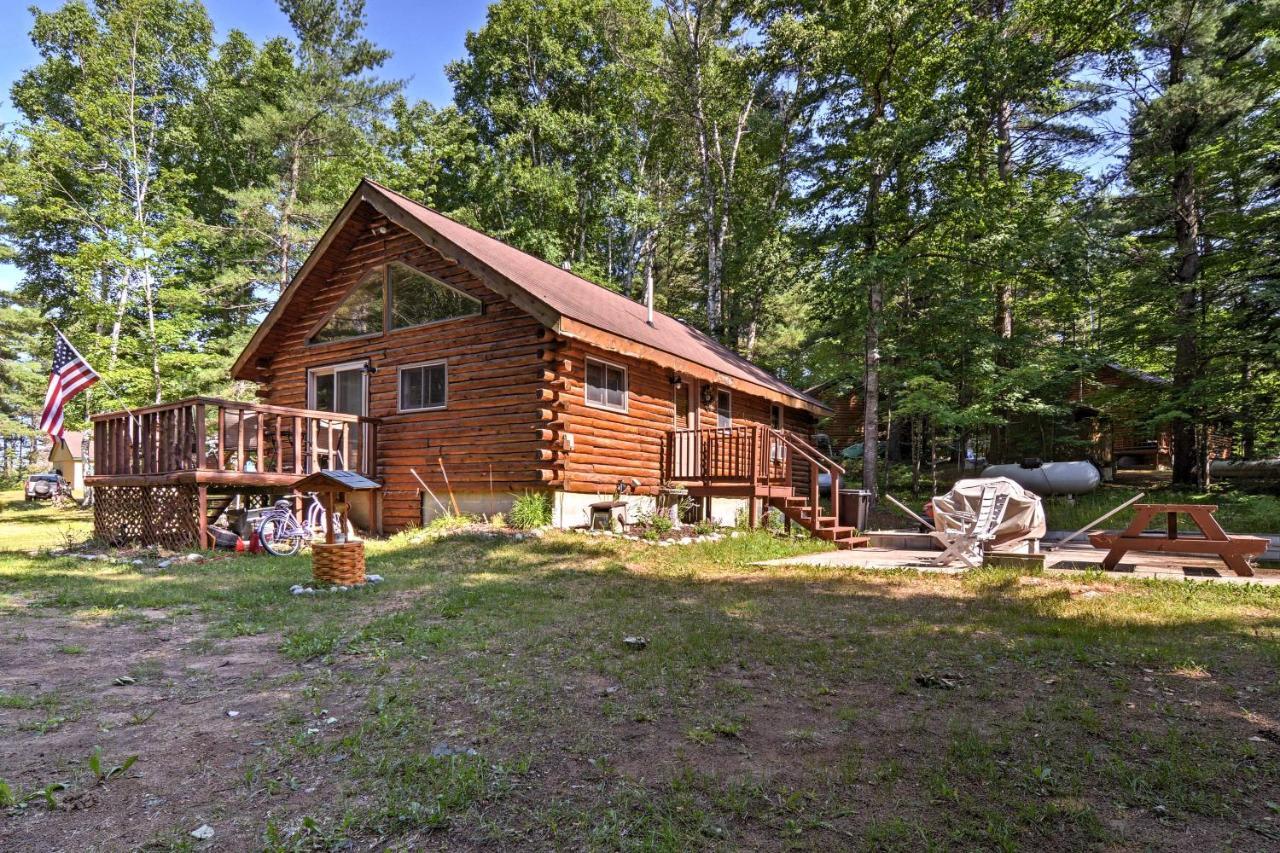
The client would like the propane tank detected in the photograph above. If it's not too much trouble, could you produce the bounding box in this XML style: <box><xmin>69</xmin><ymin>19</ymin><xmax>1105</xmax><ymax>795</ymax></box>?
<box><xmin>979</xmin><ymin>459</ymin><xmax>1101</xmax><ymax>496</ymax></box>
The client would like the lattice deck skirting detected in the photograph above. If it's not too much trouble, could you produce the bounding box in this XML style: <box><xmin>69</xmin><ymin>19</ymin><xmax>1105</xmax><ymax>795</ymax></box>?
<box><xmin>94</xmin><ymin>484</ymin><xmax>201</xmax><ymax>549</ymax></box>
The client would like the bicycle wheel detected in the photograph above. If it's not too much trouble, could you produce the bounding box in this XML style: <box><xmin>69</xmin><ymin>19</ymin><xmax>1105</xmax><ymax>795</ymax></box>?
<box><xmin>258</xmin><ymin>515</ymin><xmax>304</xmax><ymax>557</ymax></box>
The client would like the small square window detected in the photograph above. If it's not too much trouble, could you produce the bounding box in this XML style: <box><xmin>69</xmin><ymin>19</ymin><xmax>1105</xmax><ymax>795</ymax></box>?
<box><xmin>399</xmin><ymin>362</ymin><xmax>447</xmax><ymax>411</ymax></box>
<box><xmin>585</xmin><ymin>358</ymin><xmax>627</xmax><ymax>412</ymax></box>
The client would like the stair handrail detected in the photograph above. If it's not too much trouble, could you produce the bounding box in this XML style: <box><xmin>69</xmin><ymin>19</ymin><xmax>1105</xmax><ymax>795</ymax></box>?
<box><xmin>763</xmin><ymin>427</ymin><xmax>846</xmax><ymax>526</ymax></box>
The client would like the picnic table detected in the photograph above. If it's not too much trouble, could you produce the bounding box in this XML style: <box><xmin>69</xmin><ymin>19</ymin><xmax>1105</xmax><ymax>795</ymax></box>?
<box><xmin>1088</xmin><ymin>503</ymin><xmax>1267</xmax><ymax>577</ymax></box>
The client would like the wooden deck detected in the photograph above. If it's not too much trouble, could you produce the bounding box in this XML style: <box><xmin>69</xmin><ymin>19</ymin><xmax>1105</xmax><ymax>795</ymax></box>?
<box><xmin>86</xmin><ymin>397</ymin><xmax>380</xmax><ymax>548</ymax></box>
<box><xmin>666</xmin><ymin>426</ymin><xmax>866</xmax><ymax>548</ymax></box>
<box><xmin>87</xmin><ymin>397</ymin><xmax>380</xmax><ymax>488</ymax></box>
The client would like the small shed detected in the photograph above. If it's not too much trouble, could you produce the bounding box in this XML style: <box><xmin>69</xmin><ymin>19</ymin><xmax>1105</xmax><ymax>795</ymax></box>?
<box><xmin>49</xmin><ymin>432</ymin><xmax>93</xmax><ymax>496</ymax></box>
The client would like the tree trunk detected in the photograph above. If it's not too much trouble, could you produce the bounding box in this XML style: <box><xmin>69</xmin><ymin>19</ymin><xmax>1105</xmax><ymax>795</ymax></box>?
<box><xmin>1168</xmin><ymin>38</ymin><xmax>1201</xmax><ymax>488</ymax></box>
<box><xmin>862</xmin><ymin>69</ymin><xmax>887</xmax><ymax>499</ymax></box>
<box><xmin>1240</xmin><ymin>361</ymin><xmax>1255</xmax><ymax>459</ymax></box>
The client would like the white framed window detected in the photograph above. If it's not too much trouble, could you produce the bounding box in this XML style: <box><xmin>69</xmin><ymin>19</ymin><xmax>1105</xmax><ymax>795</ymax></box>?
<box><xmin>307</xmin><ymin>361</ymin><xmax>368</xmax><ymax>416</ymax></box>
<box><xmin>716</xmin><ymin>389</ymin><xmax>732</xmax><ymax>429</ymax></box>
<box><xmin>585</xmin><ymin>357</ymin><xmax>628</xmax><ymax>412</ymax></box>
<box><xmin>398</xmin><ymin>360</ymin><xmax>448</xmax><ymax>412</ymax></box>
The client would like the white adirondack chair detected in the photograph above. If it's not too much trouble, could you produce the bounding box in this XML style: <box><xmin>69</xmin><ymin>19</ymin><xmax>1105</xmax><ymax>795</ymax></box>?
<box><xmin>933</xmin><ymin>484</ymin><xmax>1009</xmax><ymax>568</ymax></box>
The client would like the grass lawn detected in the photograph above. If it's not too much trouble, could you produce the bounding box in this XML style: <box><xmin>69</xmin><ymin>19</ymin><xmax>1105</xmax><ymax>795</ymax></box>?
<box><xmin>1</xmin><ymin>492</ymin><xmax>1278</xmax><ymax>850</ymax></box>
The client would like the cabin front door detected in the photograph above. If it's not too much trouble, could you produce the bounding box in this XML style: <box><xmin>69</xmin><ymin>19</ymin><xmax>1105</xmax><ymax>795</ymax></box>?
<box><xmin>308</xmin><ymin>361</ymin><xmax>368</xmax><ymax>470</ymax></box>
<box><xmin>672</xmin><ymin>381</ymin><xmax>701</xmax><ymax>478</ymax></box>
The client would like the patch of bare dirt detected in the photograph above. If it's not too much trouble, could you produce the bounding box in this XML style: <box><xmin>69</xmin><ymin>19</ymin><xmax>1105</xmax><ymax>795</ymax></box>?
<box><xmin>0</xmin><ymin>613</ymin><xmax>303</xmax><ymax>851</ymax></box>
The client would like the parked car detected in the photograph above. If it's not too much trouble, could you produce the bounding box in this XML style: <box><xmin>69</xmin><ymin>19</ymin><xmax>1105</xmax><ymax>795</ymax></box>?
<box><xmin>25</xmin><ymin>472</ymin><xmax>68</xmax><ymax>501</ymax></box>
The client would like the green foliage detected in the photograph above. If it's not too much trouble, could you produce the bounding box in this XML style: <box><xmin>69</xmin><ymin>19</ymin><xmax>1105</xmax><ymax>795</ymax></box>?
<box><xmin>648</xmin><ymin>513</ymin><xmax>675</xmax><ymax>534</ymax></box>
<box><xmin>0</xmin><ymin>0</ymin><xmax>1277</xmax><ymax>485</ymax></box>
<box><xmin>87</xmin><ymin>747</ymin><xmax>137</xmax><ymax>784</ymax></box>
<box><xmin>508</xmin><ymin>491</ymin><xmax>552</xmax><ymax>529</ymax></box>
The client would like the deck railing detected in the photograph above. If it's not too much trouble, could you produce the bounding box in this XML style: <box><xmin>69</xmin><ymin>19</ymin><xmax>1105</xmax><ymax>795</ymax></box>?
<box><xmin>91</xmin><ymin>397</ymin><xmax>379</xmax><ymax>480</ymax></box>
<box><xmin>665</xmin><ymin>425</ymin><xmax>846</xmax><ymax>520</ymax></box>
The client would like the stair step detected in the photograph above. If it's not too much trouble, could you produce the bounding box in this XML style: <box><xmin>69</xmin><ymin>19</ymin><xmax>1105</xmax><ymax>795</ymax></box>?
<box><xmin>815</xmin><ymin>526</ymin><xmax>858</xmax><ymax>540</ymax></box>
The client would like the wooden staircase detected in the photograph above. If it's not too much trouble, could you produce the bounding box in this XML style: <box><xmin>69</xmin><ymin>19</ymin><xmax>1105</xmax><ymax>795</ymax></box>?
<box><xmin>765</xmin><ymin>489</ymin><xmax>867</xmax><ymax>549</ymax></box>
<box><xmin>667</xmin><ymin>425</ymin><xmax>869</xmax><ymax>550</ymax></box>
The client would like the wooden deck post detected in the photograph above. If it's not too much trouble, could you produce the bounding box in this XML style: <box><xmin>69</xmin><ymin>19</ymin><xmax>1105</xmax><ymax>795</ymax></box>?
<box><xmin>197</xmin><ymin>485</ymin><xmax>208</xmax><ymax>549</ymax></box>
<box><xmin>256</xmin><ymin>411</ymin><xmax>265</xmax><ymax>472</ymax></box>
<box><xmin>237</xmin><ymin>407</ymin><xmax>246</xmax><ymax>472</ymax></box>
<box><xmin>195</xmin><ymin>402</ymin><xmax>207</xmax><ymax>470</ymax></box>
<box><xmin>217</xmin><ymin>407</ymin><xmax>226</xmax><ymax>470</ymax></box>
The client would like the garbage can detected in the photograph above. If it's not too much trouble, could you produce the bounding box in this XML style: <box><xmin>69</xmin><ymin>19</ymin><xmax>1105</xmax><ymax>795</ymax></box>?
<box><xmin>838</xmin><ymin>489</ymin><xmax>872</xmax><ymax>532</ymax></box>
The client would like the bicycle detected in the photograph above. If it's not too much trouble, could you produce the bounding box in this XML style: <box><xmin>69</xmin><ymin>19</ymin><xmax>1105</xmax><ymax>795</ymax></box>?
<box><xmin>256</xmin><ymin>493</ymin><xmax>352</xmax><ymax>557</ymax></box>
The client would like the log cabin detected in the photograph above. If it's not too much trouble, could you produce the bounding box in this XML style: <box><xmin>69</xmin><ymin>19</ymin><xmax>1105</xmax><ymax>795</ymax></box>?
<box><xmin>88</xmin><ymin>179</ymin><xmax>862</xmax><ymax>548</ymax></box>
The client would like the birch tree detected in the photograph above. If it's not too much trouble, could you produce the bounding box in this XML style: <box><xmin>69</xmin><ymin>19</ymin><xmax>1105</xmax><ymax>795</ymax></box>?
<box><xmin>4</xmin><ymin>0</ymin><xmax>215</xmax><ymax>403</ymax></box>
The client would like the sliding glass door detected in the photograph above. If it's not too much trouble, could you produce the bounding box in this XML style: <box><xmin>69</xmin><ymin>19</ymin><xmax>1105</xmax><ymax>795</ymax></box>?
<box><xmin>308</xmin><ymin>362</ymin><xmax>367</xmax><ymax>471</ymax></box>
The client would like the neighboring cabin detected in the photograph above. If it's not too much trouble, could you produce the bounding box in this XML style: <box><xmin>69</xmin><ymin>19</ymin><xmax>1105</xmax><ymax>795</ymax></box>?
<box><xmin>90</xmin><ymin>178</ymin><xmax>836</xmax><ymax>545</ymax></box>
<box><xmin>809</xmin><ymin>363</ymin><xmax>1231</xmax><ymax>470</ymax></box>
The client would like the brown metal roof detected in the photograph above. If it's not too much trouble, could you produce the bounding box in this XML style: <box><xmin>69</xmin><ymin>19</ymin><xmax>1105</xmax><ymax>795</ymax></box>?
<box><xmin>235</xmin><ymin>179</ymin><xmax>827</xmax><ymax>413</ymax></box>
<box><xmin>363</xmin><ymin>180</ymin><xmax>824</xmax><ymax>409</ymax></box>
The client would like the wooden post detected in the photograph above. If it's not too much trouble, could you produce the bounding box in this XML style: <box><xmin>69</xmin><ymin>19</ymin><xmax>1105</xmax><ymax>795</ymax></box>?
<box><xmin>217</xmin><ymin>406</ymin><xmax>226</xmax><ymax>470</ymax></box>
<box><xmin>256</xmin><ymin>409</ymin><xmax>265</xmax><ymax>472</ymax></box>
<box><xmin>309</xmin><ymin>418</ymin><xmax>318</xmax><ymax>473</ymax></box>
<box><xmin>274</xmin><ymin>414</ymin><xmax>283</xmax><ymax>473</ymax></box>
<box><xmin>324</xmin><ymin>492</ymin><xmax>335</xmax><ymax>544</ymax></box>
<box><xmin>293</xmin><ymin>416</ymin><xmax>303</xmax><ymax>473</ymax></box>
<box><xmin>195</xmin><ymin>403</ymin><xmax>207</xmax><ymax>470</ymax></box>
<box><xmin>197</xmin><ymin>485</ymin><xmax>208</xmax><ymax>549</ymax></box>
<box><xmin>237</xmin><ymin>407</ymin><xmax>246</xmax><ymax>472</ymax></box>
<box><xmin>831</xmin><ymin>461</ymin><xmax>840</xmax><ymax>529</ymax></box>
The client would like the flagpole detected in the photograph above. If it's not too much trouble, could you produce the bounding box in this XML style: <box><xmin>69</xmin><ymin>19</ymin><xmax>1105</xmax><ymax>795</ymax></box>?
<box><xmin>49</xmin><ymin>323</ymin><xmax>137</xmax><ymax>428</ymax></box>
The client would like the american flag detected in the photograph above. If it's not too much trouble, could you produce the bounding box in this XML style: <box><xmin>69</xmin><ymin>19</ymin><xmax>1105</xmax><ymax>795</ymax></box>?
<box><xmin>39</xmin><ymin>330</ymin><xmax>100</xmax><ymax>441</ymax></box>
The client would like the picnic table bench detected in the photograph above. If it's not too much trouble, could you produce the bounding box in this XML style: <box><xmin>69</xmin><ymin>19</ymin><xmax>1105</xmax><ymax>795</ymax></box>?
<box><xmin>1088</xmin><ymin>503</ymin><xmax>1267</xmax><ymax>577</ymax></box>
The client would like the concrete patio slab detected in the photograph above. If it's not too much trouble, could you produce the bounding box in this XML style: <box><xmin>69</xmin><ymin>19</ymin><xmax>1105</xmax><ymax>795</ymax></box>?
<box><xmin>757</xmin><ymin>541</ymin><xmax>1280</xmax><ymax>586</ymax></box>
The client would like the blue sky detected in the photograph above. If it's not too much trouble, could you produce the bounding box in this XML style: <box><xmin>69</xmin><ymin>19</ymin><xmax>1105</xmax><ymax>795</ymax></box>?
<box><xmin>0</xmin><ymin>0</ymin><xmax>492</xmax><ymax>291</ymax></box>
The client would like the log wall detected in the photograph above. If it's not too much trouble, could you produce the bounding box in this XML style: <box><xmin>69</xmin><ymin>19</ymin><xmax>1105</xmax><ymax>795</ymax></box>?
<box><xmin>258</xmin><ymin>207</ymin><xmax>549</xmax><ymax>531</ymax></box>
<box><xmin>553</xmin><ymin>338</ymin><xmax>814</xmax><ymax>496</ymax></box>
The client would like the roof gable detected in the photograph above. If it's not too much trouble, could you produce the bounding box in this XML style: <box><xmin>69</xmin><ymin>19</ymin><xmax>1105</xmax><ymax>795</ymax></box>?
<box><xmin>234</xmin><ymin>179</ymin><xmax>828</xmax><ymax>414</ymax></box>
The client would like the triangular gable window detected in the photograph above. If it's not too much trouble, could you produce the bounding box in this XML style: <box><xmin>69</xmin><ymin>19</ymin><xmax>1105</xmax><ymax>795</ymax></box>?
<box><xmin>388</xmin><ymin>262</ymin><xmax>481</xmax><ymax>329</ymax></box>
<box><xmin>309</xmin><ymin>262</ymin><xmax>481</xmax><ymax>345</ymax></box>
<box><xmin>310</xmin><ymin>270</ymin><xmax>384</xmax><ymax>344</ymax></box>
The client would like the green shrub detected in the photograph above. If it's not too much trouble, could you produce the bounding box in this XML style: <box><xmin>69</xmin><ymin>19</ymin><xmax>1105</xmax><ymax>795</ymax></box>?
<box><xmin>649</xmin><ymin>514</ymin><xmax>674</xmax><ymax>533</ymax></box>
<box><xmin>693</xmin><ymin>519</ymin><xmax>717</xmax><ymax>536</ymax></box>
<box><xmin>509</xmin><ymin>491</ymin><xmax>552</xmax><ymax>529</ymax></box>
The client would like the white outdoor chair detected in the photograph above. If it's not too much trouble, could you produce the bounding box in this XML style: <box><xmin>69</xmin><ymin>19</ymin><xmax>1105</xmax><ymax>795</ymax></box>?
<box><xmin>933</xmin><ymin>484</ymin><xmax>1009</xmax><ymax>568</ymax></box>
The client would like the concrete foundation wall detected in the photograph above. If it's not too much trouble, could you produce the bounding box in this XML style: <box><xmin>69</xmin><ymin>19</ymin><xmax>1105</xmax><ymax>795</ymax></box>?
<box><xmin>421</xmin><ymin>491</ymin><xmax>515</xmax><ymax>525</ymax></box>
<box><xmin>416</xmin><ymin>488</ymin><xmax>749</xmax><ymax>530</ymax></box>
